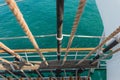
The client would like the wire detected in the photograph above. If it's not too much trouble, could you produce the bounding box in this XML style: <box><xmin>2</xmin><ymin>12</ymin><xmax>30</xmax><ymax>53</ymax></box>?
<box><xmin>0</xmin><ymin>34</ymin><xmax>103</xmax><ymax>40</ymax></box>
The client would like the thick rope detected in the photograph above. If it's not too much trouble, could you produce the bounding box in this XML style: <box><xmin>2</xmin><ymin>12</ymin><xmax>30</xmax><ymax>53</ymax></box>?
<box><xmin>5</xmin><ymin>0</ymin><xmax>48</xmax><ymax>65</ymax></box>
<box><xmin>0</xmin><ymin>57</ymin><xmax>11</xmax><ymax>64</ymax></box>
<box><xmin>77</xmin><ymin>26</ymin><xmax>120</xmax><ymax>65</ymax></box>
<box><xmin>62</xmin><ymin>0</ymin><xmax>86</xmax><ymax>65</ymax></box>
<box><xmin>0</xmin><ymin>58</ymin><xmax>19</xmax><ymax>79</ymax></box>
<box><xmin>0</xmin><ymin>42</ymin><xmax>25</xmax><ymax>62</ymax></box>
<box><xmin>91</xmin><ymin>48</ymin><xmax>120</xmax><ymax>65</ymax></box>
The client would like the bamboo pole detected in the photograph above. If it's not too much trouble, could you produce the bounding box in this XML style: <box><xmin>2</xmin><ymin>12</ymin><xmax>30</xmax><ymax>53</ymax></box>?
<box><xmin>77</xmin><ymin>26</ymin><xmax>120</xmax><ymax>65</ymax></box>
<box><xmin>62</xmin><ymin>0</ymin><xmax>86</xmax><ymax>65</ymax></box>
<box><xmin>5</xmin><ymin>0</ymin><xmax>48</xmax><ymax>66</ymax></box>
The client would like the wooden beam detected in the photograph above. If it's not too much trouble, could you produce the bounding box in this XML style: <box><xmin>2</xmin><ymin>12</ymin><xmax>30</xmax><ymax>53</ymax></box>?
<box><xmin>0</xmin><ymin>48</ymin><xmax>95</xmax><ymax>53</ymax></box>
<box><xmin>0</xmin><ymin>60</ymin><xmax>97</xmax><ymax>70</ymax></box>
<box><xmin>38</xmin><ymin>60</ymin><xmax>97</xmax><ymax>69</ymax></box>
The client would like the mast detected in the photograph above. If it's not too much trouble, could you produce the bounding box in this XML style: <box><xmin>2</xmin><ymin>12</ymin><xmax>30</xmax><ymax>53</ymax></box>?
<box><xmin>56</xmin><ymin>0</ymin><xmax>64</xmax><ymax>60</ymax></box>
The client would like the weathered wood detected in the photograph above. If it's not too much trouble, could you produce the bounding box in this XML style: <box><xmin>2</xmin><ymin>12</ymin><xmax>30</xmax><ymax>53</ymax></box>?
<box><xmin>0</xmin><ymin>60</ymin><xmax>97</xmax><ymax>70</ymax></box>
<box><xmin>39</xmin><ymin>60</ymin><xmax>97</xmax><ymax>69</ymax></box>
<box><xmin>0</xmin><ymin>63</ymin><xmax>39</xmax><ymax>70</ymax></box>
<box><xmin>0</xmin><ymin>48</ymin><xmax>95</xmax><ymax>53</ymax></box>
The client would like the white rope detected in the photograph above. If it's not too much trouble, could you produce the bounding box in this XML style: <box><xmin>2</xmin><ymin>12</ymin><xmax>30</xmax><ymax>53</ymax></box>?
<box><xmin>56</xmin><ymin>34</ymin><xmax>63</xmax><ymax>41</ymax></box>
<box><xmin>36</xmin><ymin>70</ymin><xmax>43</xmax><ymax>78</ymax></box>
<box><xmin>64</xmin><ymin>70</ymin><xmax>67</xmax><ymax>78</ymax></box>
<box><xmin>74</xmin><ymin>51</ymin><xmax>78</xmax><ymax>60</ymax></box>
<box><xmin>24</xmin><ymin>52</ymin><xmax>29</xmax><ymax>62</ymax></box>
<box><xmin>10</xmin><ymin>64</ymin><xmax>15</xmax><ymax>71</ymax></box>
<box><xmin>0</xmin><ymin>0</ymin><xmax>23</xmax><ymax>7</ymax></box>
<box><xmin>0</xmin><ymin>34</ymin><xmax>104</xmax><ymax>40</ymax></box>
<box><xmin>0</xmin><ymin>54</ymin><xmax>97</xmax><ymax>58</ymax></box>
<box><xmin>21</xmin><ymin>70</ymin><xmax>28</xmax><ymax>78</ymax></box>
<box><xmin>7</xmin><ymin>70</ymin><xmax>19</xmax><ymax>79</ymax></box>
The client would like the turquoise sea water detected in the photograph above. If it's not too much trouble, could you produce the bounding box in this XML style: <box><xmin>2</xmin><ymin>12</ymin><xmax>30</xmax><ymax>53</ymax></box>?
<box><xmin>0</xmin><ymin>0</ymin><xmax>105</xmax><ymax>79</ymax></box>
<box><xmin>0</xmin><ymin>0</ymin><xmax>103</xmax><ymax>49</ymax></box>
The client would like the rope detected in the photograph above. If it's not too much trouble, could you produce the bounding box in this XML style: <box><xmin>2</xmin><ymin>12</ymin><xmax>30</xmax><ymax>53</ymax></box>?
<box><xmin>7</xmin><ymin>70</ymin><xmax>19</xmax><ymax>79</ymax></box>
<box><xmin>0</xmin><ymin>74</ymin><xmax>6</xmax><ymax>79</ymax></box>
<box><xmin>36</xmin><ymin>70</ymin><xmax>43</xmax><ymax>78</ymax></box>
<box><xmin>24</xmin><ymin>52</ymin><xmax>29</xmax><ymax>62</ymax></box>
<box><xmin>0</xmin><ymin>54</ymin><xmax>96</xmax><ymax>58</ymax></box>
<box><xmin>0</xmin><ymin>34</ymin><xmax>104</xmax><ymax>40</ymax></box>
<box><xmin>21</xmin><ymin>70</ymin><xmax>28</xmax><ymax>78</ymax></box>
<box><xmin>62</xmin><ymin>0</ymin><xmax>86</xmax><ymax>65</ymax></box>
<box><xmin>0</xmin><ymin>58</ymin><xmax>19</xmax><ymax>79</ymax></box>
<box><xmin>0</xmin><ymin>42</ymin><xmax>25</xmax><ymax>62</ymax></box>
<box><xmin>77</xmin><ymin>26</ymin><xmax>120</xmax><ymax>65</ymax></box>
<box><xmin>0</xmin><ymin>57</ymin><xmax>12</xmax><ymax>64</ymax></box>
<box><xmin>0</xmin><ymin>0</ymin><xmax>23</xmax><ymax>7</ymax></box>
<box><xmin>5</xmin><ymin>0</ymin><xmax>48</xmax><ymax>66</ymax></box>
<box><xmin>91</xmin><ymin>48</ymin><xmax>120</xmax><ymax>65</ymax></box>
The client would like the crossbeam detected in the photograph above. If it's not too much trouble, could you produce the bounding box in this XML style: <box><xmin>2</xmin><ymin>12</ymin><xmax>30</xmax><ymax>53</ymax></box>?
<box><xmin>38</xmin><ymin>60</ymin><xmax>97</xmax><ymax>69</ymax></box>
<box><xmin>0</xmin><ymin>60</ymin><xmax>97</xmax><ymax>70</ymax></box>
<box><xmin>0</xmin><ymin>48</ymin><xmax>95</xmax><ymax>53</ymax></box>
